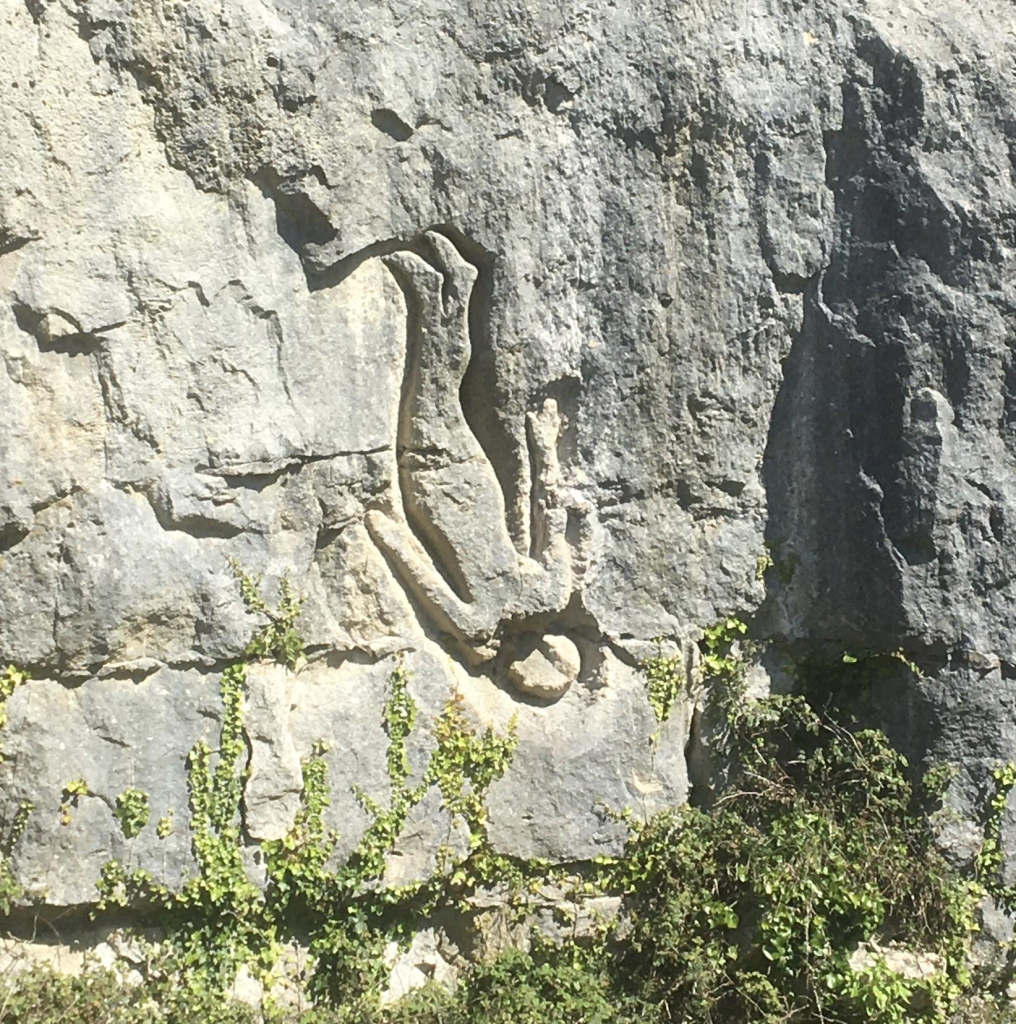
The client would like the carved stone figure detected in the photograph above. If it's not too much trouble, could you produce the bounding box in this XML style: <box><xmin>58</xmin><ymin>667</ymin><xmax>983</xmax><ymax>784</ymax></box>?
<box><xmin>366</xmin><ymin>231</ymin><xmax>577</xmax><ymax>698</ymax></box>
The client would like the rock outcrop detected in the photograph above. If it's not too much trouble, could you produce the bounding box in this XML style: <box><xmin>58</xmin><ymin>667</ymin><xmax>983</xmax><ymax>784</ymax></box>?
<box><xmin>1</xmin><ymin>0</ymin><xmax>1015</xmax><ymax>915</ymax></box>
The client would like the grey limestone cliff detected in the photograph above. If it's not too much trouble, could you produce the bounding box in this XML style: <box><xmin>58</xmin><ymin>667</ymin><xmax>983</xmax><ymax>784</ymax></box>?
<box><xmin>1</xmin><ymin>0</ymin><xmax>1015</xmax><ymax>920</ymax></box>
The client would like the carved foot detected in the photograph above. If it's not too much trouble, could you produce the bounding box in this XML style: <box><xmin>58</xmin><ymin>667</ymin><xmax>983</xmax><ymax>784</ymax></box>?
<box><xmin>507</xmin><ymin>634</ymin><xmax>580</xmax><ymax>701</ymax></box>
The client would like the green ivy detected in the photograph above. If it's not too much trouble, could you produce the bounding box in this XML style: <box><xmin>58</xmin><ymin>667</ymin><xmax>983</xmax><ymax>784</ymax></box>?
<box><xmin>4</xmin><ymin>600</ymin><xmax>1014</xmax><ymax>1024</ymax></box>
<box><xmin>114</xmin><ymin>788</ymin><xmax>151</xmax><ymax>839</ymax></box>
<box><xmin>701</xmin><ymin>617</ymin><xmax>747</xmax><ymax>683</ymax></box>
<box><xmin>295</xmin><ymin>663</ymin><xmax>521</xmax><ymax>1010</ymax></box>
<box><xmin>841</xmin><ymin>647</ymin><xmax>924</xmax><ymax>679</ymax></box>
<box><xmin>94</xmin><ymin>660</ymin><xmax>265</xmax><ymax>987</ymax></box>
<box><xmin>0</xmin><ymin>798</ymin><xmax>31</xmax><ymax>917</ymax></box>
<box><xmin>977</xmin><ymin>762</ymin><xmax>1016</xmax><ymax>910</ymax></box>
<box><xmin>0</xmin><ymin>664</ymin><xmax>30</xmax><ymax>915</ymax></box>
<box><xmin>59</xmin><ymin>777</ymin><xmax>90</xmax><ymax>827</ymax></box>
<box><xmin>762</xmin><ymin>540</ymin><xmax>798</xmax><ymax>585</ymax></box>
<box><xmin>424</xmin><ymin>691</ymin><xmax>518</xmax><ymax>846</ymax></box>
<box><xmin>379</xmin><ymin>671</ymin><xmax>982</xmax><ymax>1024</ymax></box>
<box><xmin>0</xmin><ymin>664</ymin><xmax>27</xmax><ymax>761</ymax></box>
<box><xmin>384</xmin><ymin>659</ymin><xmax>417</xmax><ymax>788</ymax></box>
<box><xmin>229</xmin><ymin>558</ymin><xmax>306</xmax><ymax>670</ymax></box>
<box><xmin>641</xmin><ymin>642</ymin><xmax>683</xmax><ymax>724</ymax></box>
<box><xmin>88</xmin><ymin>641</ymin><xmax>522</xmax><ymax>1015</ymax></box>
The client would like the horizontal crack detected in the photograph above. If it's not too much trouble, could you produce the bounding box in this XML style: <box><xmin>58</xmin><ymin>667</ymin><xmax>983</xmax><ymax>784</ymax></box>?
<box><xmin>200</xmin><ymin>445</ymin><xmax>391</xmax><ymax>482</ymax></box>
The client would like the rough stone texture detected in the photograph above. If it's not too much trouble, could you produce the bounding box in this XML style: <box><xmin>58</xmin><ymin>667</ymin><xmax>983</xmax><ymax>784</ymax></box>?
<box><xmin>506</xmin><ymin>633</ymin><xmax>581</xmax><ymax>699</ymax></box>
<box><xmin>0</xmin><ymin>925</ymin><xmax>151</xmax><ymax>985</ymax></box>
<box><xmin>381</xmin><ymin>930</ymin><xmax>459</xmax><ymax>1006</ymax></box>
<box><xmin>2</xmin><ymin>0</ymin><xmax>1016</xmax><ymax>910</ymax></box>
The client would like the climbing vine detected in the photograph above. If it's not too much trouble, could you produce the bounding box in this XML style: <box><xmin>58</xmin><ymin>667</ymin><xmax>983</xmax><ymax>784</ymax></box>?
<box><xmin>85</xmin><ymin>564</ymin><xmax>524</xmax><ymax>1015</ymax></box>
<box><xmin>59</xmin><ymin>778</ymin><xmax>89</xmax><ymax>827</ymax></box>
<box><xmin>977</xmin><ymin>761</ymin><xmax>1016</xmax><ymax>910</ymax></box>
<box><xmin>114</xmin><ymin>788</ymin><xmax>151</xmax><ymax>839</ymax></box>
<box><xmin>641</xmin><ymin>642</ymin><xmax>684</xmax><ymax>724</ymax></box>
<box><xmin>0</xmin><ymin>664</ymin><xmax>27</xmax><ymax>761</ymax></box>
<box><xmin>228</xmin><ymin>558</ymin><xmax>306</xmax><ymax>670</ymax></box>
<box><xmin>0</xmin><ymin>664</ymin><xmax>30</xmax><ymax>915</ymax></box>
<box><xmin>0</xmin><ymin>798</ymin><xmax>30</xmax><ymax>917</ymax></box>
<box><xmin>3</xmin><ymin>582</ymin><xmax>1016</xmax><ymax>1022</ymax></box>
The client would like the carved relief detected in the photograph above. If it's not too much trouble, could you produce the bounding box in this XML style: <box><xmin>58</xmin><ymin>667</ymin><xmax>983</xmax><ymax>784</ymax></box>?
<box><xmin>366</xmin><ymin>231</ymin><xmax>578</xmax><ymax>699</ymax></box>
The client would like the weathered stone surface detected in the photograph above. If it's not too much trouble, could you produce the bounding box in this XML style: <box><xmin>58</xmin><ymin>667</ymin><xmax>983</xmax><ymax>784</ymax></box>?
<box><xmin>244</xmin><ymin>663</ymin><xmax>304</xmax><ymax>842</ymax></box>
<box><xmin>1</xmin><ymin>0</ymin><xmax>1016</xmax><ymax>914</ymax></box>
<box><xmin>381</xmin><ymin>930</ymin><xmax>459</xmax><ymax>1005</ymax></box>
<box><xmin>0</xmin><ymin>925</ymin><xmax>152</xmax><ymax>986</ymax></box>
<box><xmin>506</xmin><ymin>633</ymin><xmax>580</xmax><ymax>700</ymax></box>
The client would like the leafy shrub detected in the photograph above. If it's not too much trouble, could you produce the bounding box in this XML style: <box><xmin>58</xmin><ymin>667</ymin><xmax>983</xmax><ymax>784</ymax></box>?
<box><xmin>0</xmin><ymin>619</ymin><xmax>1003</xmax><ymax>1023</ymax></box>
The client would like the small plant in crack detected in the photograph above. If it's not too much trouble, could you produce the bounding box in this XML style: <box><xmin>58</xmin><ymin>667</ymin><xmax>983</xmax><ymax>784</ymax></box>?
<box><xmin>0</xmin><ymin>664</ymin><xmax>27</xmax><ymax>761</ymax></box>
<box><xmin>0</xmin><ymin>664</ymin><xmax>31</xmax><ymax>913</ymax></box>
<box><xmin>642</xmin><ymin>641</ymin><xmax>684</xmax><ymax>724</ymax></box>
<box><xmin>60</xmin><ymin>778</ymin><xmax>90</xmax><ymax>827</ymax></box>
<box><xmin>228</xmin><ymin>557</ymin><xmax>305</xmax><ymax>670</ymax></box>
<box><xmin>115</xmin><ymin>788</ymin><xmax>151</xmax><ymax>839</ymax></box>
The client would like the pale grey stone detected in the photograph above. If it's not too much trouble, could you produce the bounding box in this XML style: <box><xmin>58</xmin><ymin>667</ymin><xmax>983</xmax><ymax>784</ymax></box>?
<box><xmin>382</xmin><ymin>788</ymin><xmax>470</xmax><ymax>890</ymax></box>
<box><xmin>381</xmin><ymin>930</ymin><xmax>459</xmax><ymax>1005</ymax></box>
<box><xmin>243</xmin><ymin>664</ymin><xmax>304</xmax><ymax>842</ymax></box>
<box><xmin>0</xmin><ymin>0</ymin><xmax>1014</xmax><ymax>935</ymax></box>
<box><xmin>848</xmin><ymin>942</ymin><xmax>945</xmax><ymax>982</ymax></box>
<box><xmin>507</xmin><ymin>634</ymin><xmax>580</xmax><ymax>700</ymax></box>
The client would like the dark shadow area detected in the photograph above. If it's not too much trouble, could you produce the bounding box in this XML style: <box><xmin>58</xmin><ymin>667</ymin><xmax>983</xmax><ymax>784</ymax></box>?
<box><xmin>11</xmin><ymin>303</ymin><xmax>109</xmax><ymax>357</ymax></box>
<box><xmin>370</xmin><ymin>108</ymin><xmax>414</xmax><ymax>142</ymax></box>
<box><xmin>760</xmin><ymin>280</ymin><xmax>908</xmax><ymax>649</ymax></box>
<box><xmin>306</xmin><ymin>235</ymin><xmax>415</xmax><ymax>292</ymax></box>
<box><xmin>0</xmin><ymin>522</ymin><xmax>30</xmax><ymax>554</ymax></box>
<box><xmin>0</xmin><ymin>232</ymin><xmax>36</xmax><ymax>257</ymax></box>
<box><xmin>253</xmin><ymin>170</ymin><xmax>336</xmax><ymax>254</ymax></box>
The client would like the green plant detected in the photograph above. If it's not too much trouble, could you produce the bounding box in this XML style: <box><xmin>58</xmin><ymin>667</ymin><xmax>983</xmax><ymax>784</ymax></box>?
<box><xmin>0</xmin><ymin>665</ymin><xmax>30</xmax><ymax>916</ymax></box>
<box><xmin>840</xmin><ymin>647</ymin><xmax>923</xmax><ymax>678</ymax></box>
<box><xmin>761</xmin><ymin>540</ymin><xmax>798</xmax><ymax>585</ymax></box>
<box><xmin>296</xmin><ymin>667</ymin><xmax>521</xmax><ymax>1008</ymax></box>
<box><xmin>977</xmin><ymin>762</ymin><xmax>1016</xmax><ymax>910</ymax></box>
<box><xmin>59</xmin><ymin>777</ymin><xmax>90</xmax><ymax>827</ymax></box>
<box><xmin>699</xmin><ymin>616</ymin><xmax>750</xmax><ymax>731</ymax></box>
<box><xmin>642</xmin><ymin>643</ymin><xmax>683</xmax><ymax>724</ymax></box>
<box><xmin>924</xmin><ymin>763</ymin><xmax>960</xmax><ymax>802</ymax></box>
<box><xmin>64</xmin><ymin>778</ymin><xmax>89</xmax><ymax>798</ymax></box>
<box><xmin>228</xmin><ymin>558</ymin><xmax>305</xmax><ymax>670</ymax></box>
<box><xmin>0</xmin><ymin>958</ymin><xmax>260</xmax><ymax>1023</ymax></box>
<box><xmin>837</xmin><ymin>956</ymin><xmax>921</xmax><ymax>1024</ymax></box>
<box><xmin>114</xmin><ymin>788</ymin><xmax>151</xmax><ymax>839</ymax></box>
<box><xmin>0</xmin><ymin>799</ymin><xmax>31</xmax><ymax>917</ymax></box>
<box><xmin>0</xmin><ymin>653</ymin><xmax>996</xmax><ymax>1023</ymax></box>
<box><xmin>375</xmin><ymin>656</ymin><xmax>980</xmax><ymax>1024</ymax></box>
<box><xmin>425</xmin><ymin>691</ymin><xmax>518</xmax><ymax>846</ymax></box>
<box><xmin>0</xmin><ymin>664</ymin><xmax>27</xmax><ymax>761</ymax></box>
<box><xmin>85</xmin><ymin>644</ymin><xmax>522</xmax><ymax>1014</ymax></box>
<box><xmin>1</xmin><ymin>595</ymin><xmax>1008</xmax><ymax>1024</ymax></box>
<box><xmin>607</xmin><ymin>695</ymin><xmax>975</xmax><ymax>1023</ymax></box>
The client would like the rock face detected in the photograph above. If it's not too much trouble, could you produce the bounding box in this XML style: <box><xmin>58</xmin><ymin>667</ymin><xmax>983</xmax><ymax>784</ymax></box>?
<box><xmin>1</xmin><ymin>0</ymin><xmax>1015</xmax><ymax>909</ymax></box>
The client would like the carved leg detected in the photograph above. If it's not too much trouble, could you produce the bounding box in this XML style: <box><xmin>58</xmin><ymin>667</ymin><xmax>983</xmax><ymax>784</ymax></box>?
<box><xmin>378</xmin><ymin>231</ymin><xmax>518</xmax><ymax>636</ymax></box>
<box><xmin>365</xmin><ymin>509</ymin><xmax>498</xmax><ymax>658</ymax></box>
<box><xmin>381</xmin><ymin>230</ymin><xmax>477</xmax><ymax>432</ymax></box>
